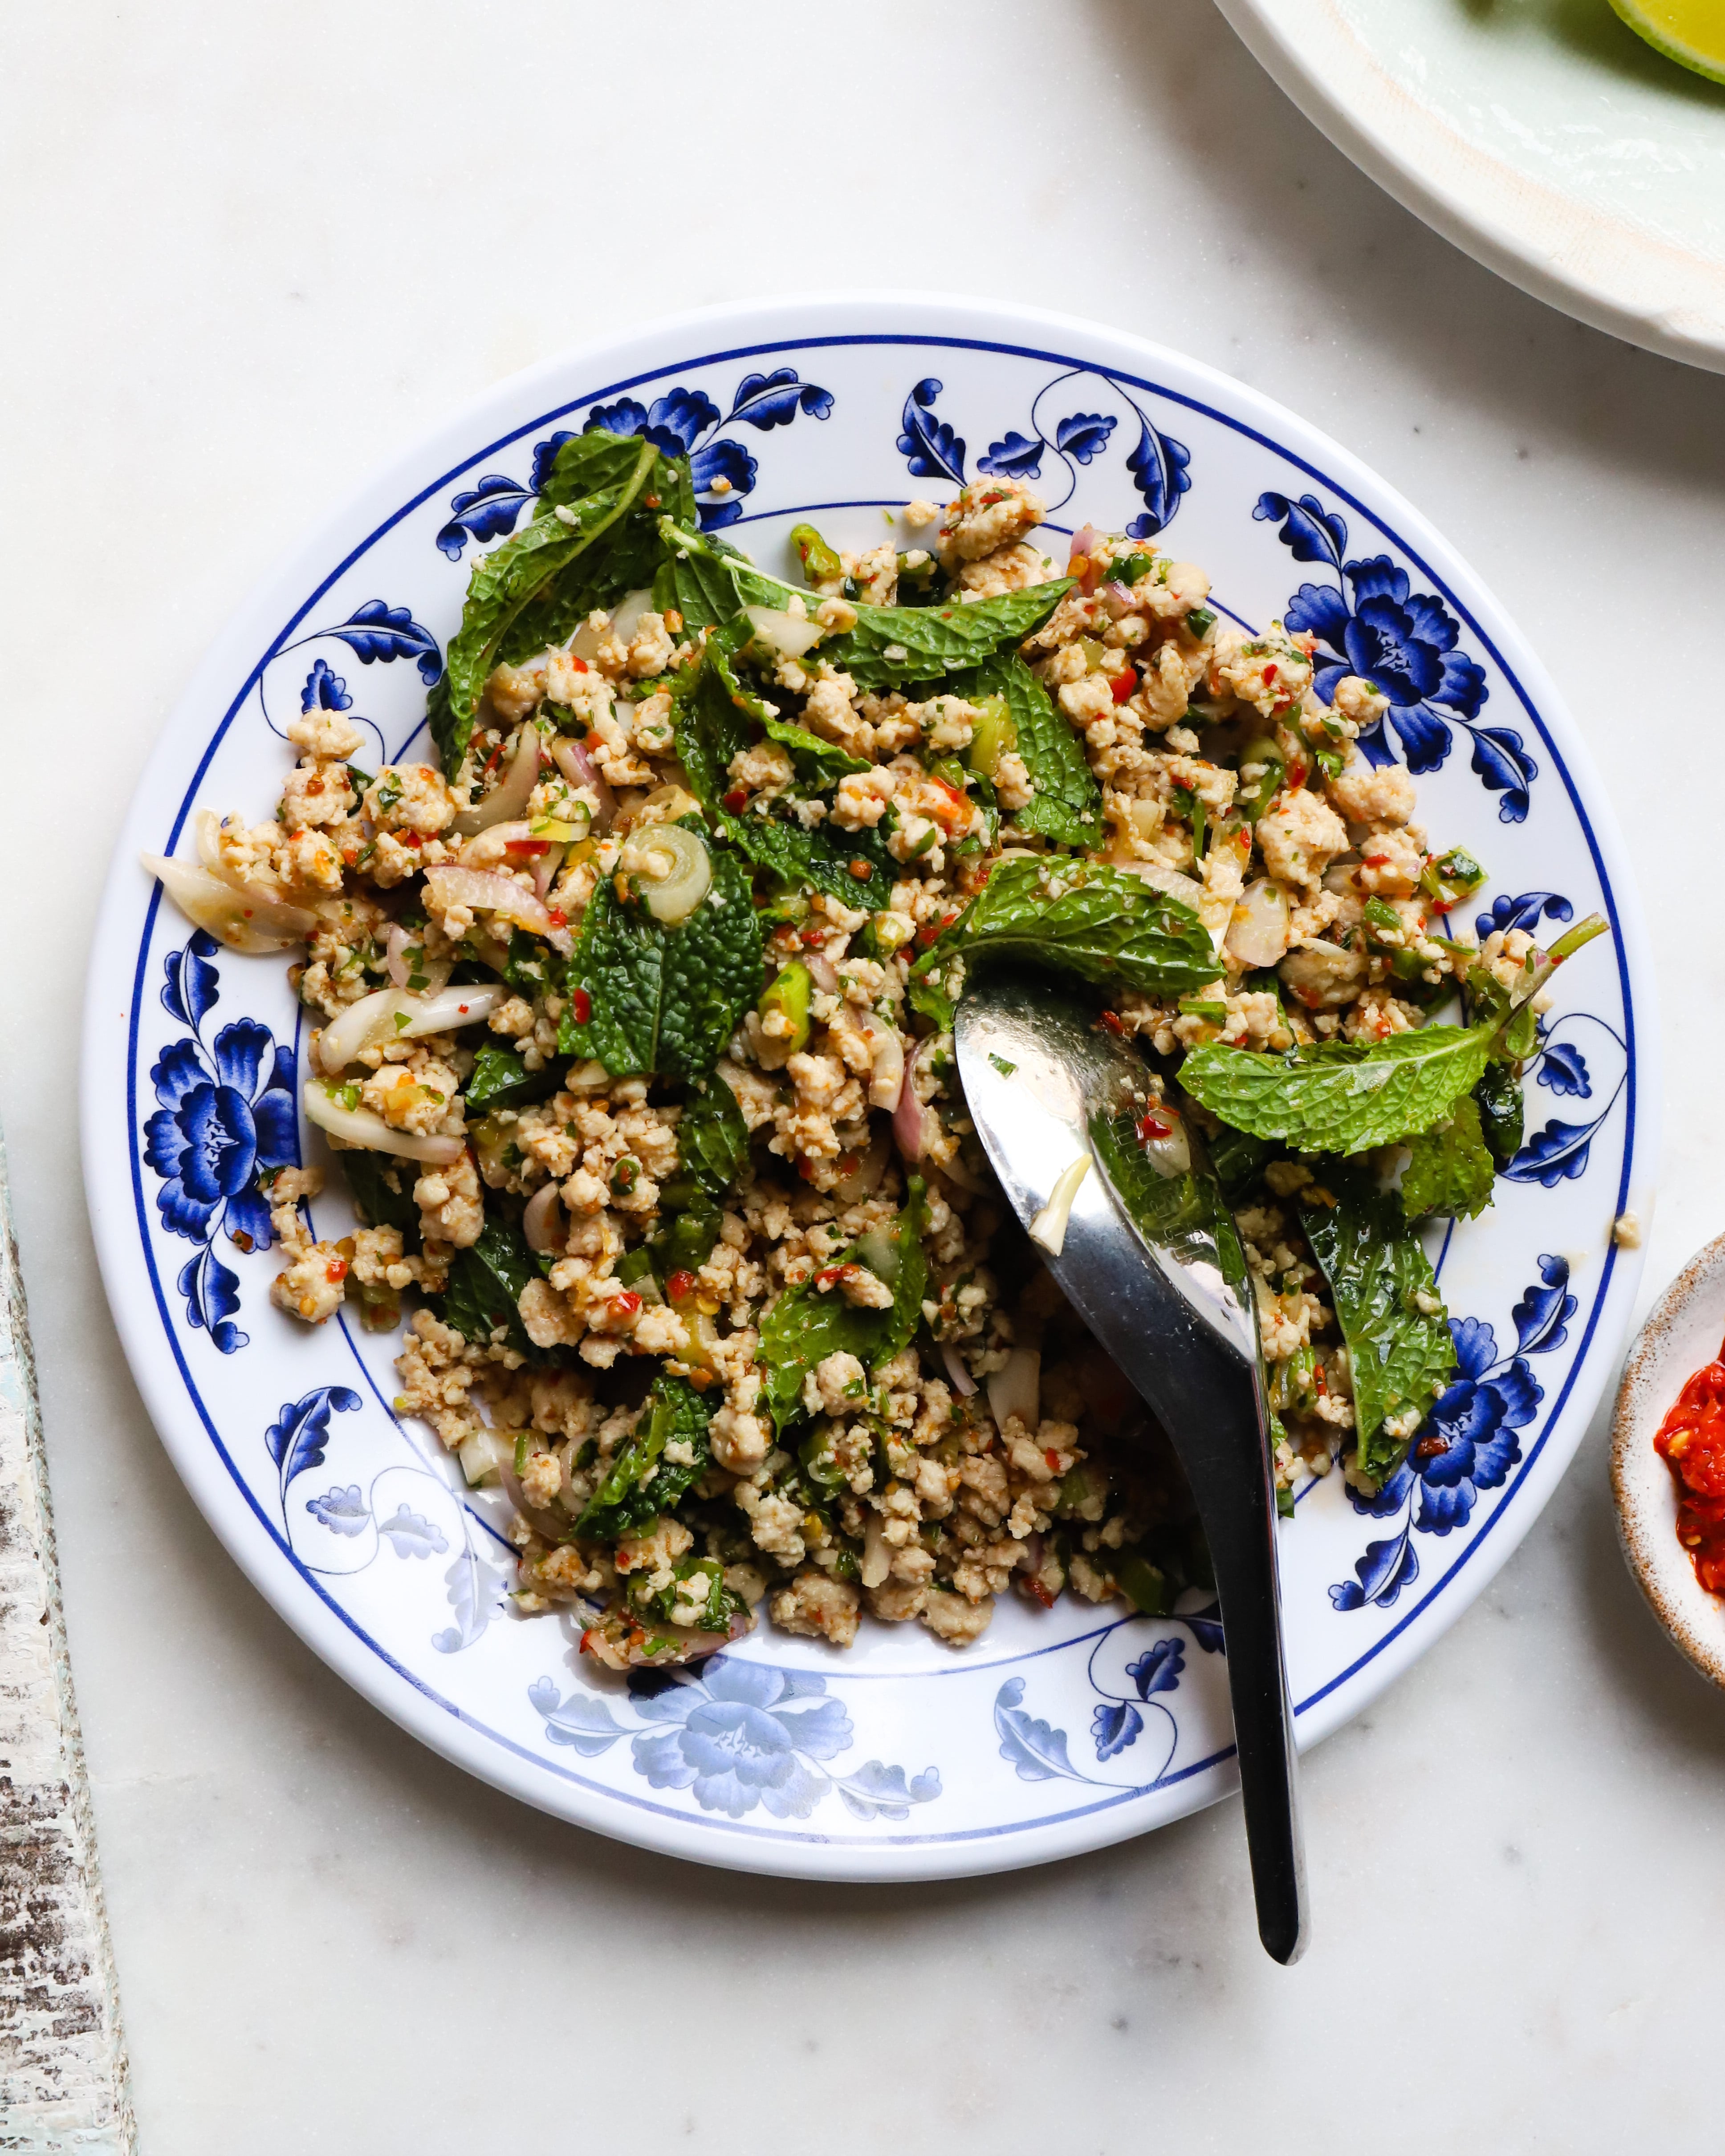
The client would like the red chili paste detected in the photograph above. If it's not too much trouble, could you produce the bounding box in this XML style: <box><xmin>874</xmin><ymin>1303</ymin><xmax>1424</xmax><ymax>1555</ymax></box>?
<box><xmin>1653</xmin><ymin>1344</ymin><xmax>1725</xmax><ymax>1596</ymax></box>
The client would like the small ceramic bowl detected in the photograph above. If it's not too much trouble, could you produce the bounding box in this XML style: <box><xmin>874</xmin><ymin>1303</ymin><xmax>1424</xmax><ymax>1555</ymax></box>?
<box><xmin>1612</xmin><ymin>1233</ymin><xmax>1725</xmax><ymax>1689</ymax></box>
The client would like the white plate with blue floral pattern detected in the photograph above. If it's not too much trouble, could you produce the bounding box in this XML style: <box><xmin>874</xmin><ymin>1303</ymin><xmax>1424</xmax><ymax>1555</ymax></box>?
<box><xmin>82</xmin><ymin>296</ymin><xmax>1657</xmax><ymax>1880</ymax></box>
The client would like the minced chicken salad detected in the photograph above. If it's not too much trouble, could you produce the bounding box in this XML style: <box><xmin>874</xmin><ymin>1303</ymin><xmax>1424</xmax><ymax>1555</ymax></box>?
<box><xmin>146</xmin><ymin>431</ymin><xmax>1604</xmax><ymax>1667</ymax></box>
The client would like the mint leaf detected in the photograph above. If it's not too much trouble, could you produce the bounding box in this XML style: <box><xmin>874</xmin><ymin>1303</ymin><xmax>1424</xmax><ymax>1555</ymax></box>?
<box><xmin>759</xmin><ymin>1188</ymin><xmax>928</xmax><ymax>1431</ymax></box>
<box><xmin>1400</xmin><ymin>1093</ymin><xmax>1495</xmax><ymax>1219</ymax></box>
<box><xmin>436</xmin><ymin>1214</ymin><xmax>539</xmax><ymax>1356</ymax></box>
<box><xmin>1180</xmin><ymin>1025</ymin><xmax>1494</xmax><ymax>1157</ymax></box>
<box><xmin>558</xmin><ymin>837</ymin><xmax>763</xmax><ymax>1080</ymax></box>
<box><xmin>710</xmin><ymin>640</ymin><xmax>869</xmax><ymax>789</ymax></box>
<box><xmin>1299</xmin><ymin>1179</ymin><xmax>1456</xmax><ymax>1478</ymax></box>
<box><xmin>956</xmin><ymin>653</ymin><xmax>1101</xmax><ymax>851</ymax></box>
<box><xmin>914</xmin><ymin>857</ymin><xmax>1216</xmax><ymax>1001</ymax></box>
<box><xmin>652</xmin><ymin>529</ymin><xmax>786</xmax><ymax>632</ymax></box>
<box><xmin>338</xmin><ymin>1153</ymin><xmax>418</xmax><ymax>1238</ymax></box>
<box><xmin>675</xmin><ymin>645</ymin><xmax>895</xmax><ymax>908</ymax></box>
<box><xmin>437</xmin><ymin>436</ymin><xmax>660</xmax><ymax>772</ymax></box>
<box><xmin>675</xmin><ymin>1072</ymin><xmax>752</xmax><ymax>1197</ymax></box>
<box><xmin>1090</xmin><ymin>1109</ymin><xmax>1248</xmax><ymax>1290</ymax></box>
<box><xmin>575</xmin><ymin>1372</ymin><xmax>716</xmax><ymax>1539</ymax></box>
<box><xmin>819</xmin><ymin>581</ymin><xmax>1073</xmax><ymax>689</ymax></box>
<box><xmin>466</xmin><ymin>1043</ymin><xmax>558</xmax><ymax>1114</ymax></box>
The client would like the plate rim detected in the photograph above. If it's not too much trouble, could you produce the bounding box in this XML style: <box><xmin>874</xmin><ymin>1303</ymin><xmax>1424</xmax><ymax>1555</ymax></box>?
<box><xmin>80</xmin><ymin>291</ymin><xmax>1661</xmax><ymax>1879</ymax></box>
<box><xmin>1214</xmin><ymin>0</ymin><xmax>1725</xmax><ymax>375</ymax></box>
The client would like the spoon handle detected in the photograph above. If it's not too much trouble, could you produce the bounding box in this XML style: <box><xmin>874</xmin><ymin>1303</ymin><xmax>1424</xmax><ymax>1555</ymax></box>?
<box><xmin>1182</xmin><ymin>1398</ymin><xmax>1309</xmax><ymax>1965</ymax></box>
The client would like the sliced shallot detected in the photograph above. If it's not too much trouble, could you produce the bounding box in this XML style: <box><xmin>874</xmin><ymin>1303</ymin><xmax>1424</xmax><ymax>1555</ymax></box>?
<box><xmin>453</xmin><ymin>725</ymin><xmax>540</xmax><ymax>839</ymax></box>
<box><xmin>743</xmin><ymin>604</ymin><xmax>823</xmax><ymax>661</ymax></box>
<box><xmin>893</xmin><ymin>1038</ymin><xmax>932</xmax><ymax>1161</ymax></box>
<box><xmin>1225</xmin><ymin>878</ymin><xmax>1291</xmax><ymax>970</ymax></box>
<box><xmin>303</xmin><ymin>1080</ymin><xmax>465</xmax><ymax>1163</ymax></box>
<box><xmin>318</xmin><ymin>982</ymin><xmax>504</xmax><ymax>1073</ymax></box>
<box><xmin>421</xmin><ymin>865</ymin><xmax>571</xmax><ymax>955</ymax></box>
<box><xmin>523</xmin><ymin>1182</ymin><xmax>566</xmax><ymax>1255</ymax></box>
<box><xmin>940</xmin><ymin>1342</ymin><xmax>978</xmax><ymax>1398</ymax></box>
<box><xmin>142</xmin><ymin>854</ymin><xmax>315</xmax><ymax>953</ymax></box>
<box><xmin>988</xmin><ymin>1348</ymin><xmax>1041</xmax><ymax>1437</ymax></box>
<box><xmin>385</xmin><ymin>922</ymin><xmax>413</xmax><ymax>988</ymax></box>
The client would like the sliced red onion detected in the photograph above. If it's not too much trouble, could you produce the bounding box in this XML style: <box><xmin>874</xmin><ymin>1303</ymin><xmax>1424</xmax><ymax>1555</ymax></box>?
<box><xmin>940</xmin><ymin>1342</ymin><xmax>978</xmax><ymax>1397</ymax></box>
<box><xmin>987</xmin><ymin>1348</ymin><xmax>1041</xmax><ymax>1437</ymax></box>
<box><xmin>1022</xmin><ymin>1530</ymin><xmax>1046</xmax><ymax>1575</ymax></box>
<box><xmin>385</xmin><ymin>922</ymin><xmax>413</xmax><ymax>988</ymax></box>
<box><xmin>142</xmin><ymin>853</ymin><xmax>314</xmax><ymax>953</ymax></box>
<box><xmin>523</xmin><ymin>1182</ymin><xmax>566</xmax><ymax>1255</ymax></box>
<box><xmin>804</xmin><ymin>950</ymin><xmax>840</xmax><ymax>995</ymax></box>
<box><xmin>549</xmin><ymin>735</ymin><xmax>617</xmax><ymax>835</ymax></box>
<box><xmin>422</xmin><ymin>865</ymin><xmax>571</xmax><ymax>956</ymax></box>
<box><xmin>1067</xmin><ymin>524</ymin><xmax>1098</xmax><ymax>571</ymax></box>
<box><xmin>303</xmin><ymin>1080</ymin><xmax>466</xmax><ymax>1163</ymax></box>
<box><xmin>453</xmin><ymin>725</ymin><xmax>540</xmax><ymax>839</ymax></box>
<box><xmin>1101</xmin><ymin>578</ymin><xmax>1137</xmax><ymax>619</ymax></box>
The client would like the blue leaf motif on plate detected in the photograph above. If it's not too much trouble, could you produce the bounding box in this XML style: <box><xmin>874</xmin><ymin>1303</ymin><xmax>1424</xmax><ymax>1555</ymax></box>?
<box><xmin>435</xmin><ymin>474</ymin><xmax>534</xmax><ymax>560</ymax></box>
<box><xmin>377</xmin><ymin>1504</ymin><xmax>449</xmax><ymax>1559</ymax></box>
<box><xmin>1329</xmin><ymin>1532</ymin><xmax>1419</xmax><ymax>1612</ymax></box>
<box><xmin>1512</xmin><ymin>1255</ymin><xmax>1576</xmax><ymax>1357</ymax></box>
<box><xmin>161</xmin><ymin>928</ymin><xmax>220</xmax><ymax>1031</ymax></box>
<box><xmin>432</xmin><ymin>1547</ymin><xmax>506</xmax><ymax>1654</ymax></box>
<box><xmin>320</xmin><ymin>600</ymin><xmax>443</xmax><ymax>685</ymax></box>
<box><xmin>306</xmin><ymin>1484</ymin><xmax>370</xmax><ymax>1536</ymax></box>
<box><xmin>725</xmin><ymin>368</ymin><xmax>834</xmax><ymax>430</ymax></box>
<box><xmin>1127</xmin><ymin>1636</ymin><xmax>1186</xmax><ymax>1698</ymax></box>
<box><xmin>175</xmin><ymin>1247</ymin><xmax>246</xmax><ymax>1356</ymax></box>
<box><xmin>1503</xmin><ymin>1117</ymin><xmax>1595</xmax><ymax>1187</ymax></box>
<box><xmin>832</xmin><ymin>1759</ymin><xmax>942</xmax><ymax>1823</ymax></box>
<box><xmin>587</xmin><ymin>396</ymin><xmax>647</xmax><ymax>437</ymax></box>
<box><xmin>897</xmin><ymin>378</ymin><xmax>966</xmax><ymax>487</ymax></box>
<box><xmin>300</xmin><ymin>657</ymin><xmax>352</xmax><ymax>712</ymax></box>
<box><xmin>1254</xmin><ymin>490</ymin><xmax>1347</xmax><ymax>569</ymax></box>
<box><xmin>1475</xmin><ymin>889</ymin><xmax>1573</xmax><ymax>941</ymax></box>
<box><xmin>1537</xmin><ymin>1041</ymin><xmax>1591</xmax><ymax>1099</ymax></box>
<box><xmin>527</xmin><ymin>1676</ymin><xmax>627</xmax><ymax>1758</ymax></box>
<box><xmin>266</xmin><ymin>1386</ymin><xmax>362</xmax><ymax>1490</ymax></box>
<box><xmin>977</xmin><ymin>429</ymin><xmax>1044</xmax><ymax>480</ymax></box>
<box><xmin>993</xmin><ymin>1676</ymin><xmax>1077</xmax><ymax>1782</ymax></box>
<box><xmin>1054</xmin><ymin>410</ymin><xmax>1117</xmax><ymax>465</ymax></box>
<box><xmin>1123</xmin><ymin>411</ymin><xmax>1192</xmax><ymax>538</ymax></box>
<box><xmin>1092</xmin><ymin>1699</ymin><xmax>1143</xmax><ymax>1761</ymax></box>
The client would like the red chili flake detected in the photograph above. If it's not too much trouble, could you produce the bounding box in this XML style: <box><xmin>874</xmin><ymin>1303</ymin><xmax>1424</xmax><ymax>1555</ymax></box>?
<box><xmin>400</xmin><ymin>830</ymin><xmax>422</xmax><ymax>848</ymax></box>
<box><xmin>456</xmin><ymin>1003</ymin><xmax>470</xmax><ymax>1016</ymax></box>
<box><xmin>932</xmin><ymin>776</ymin><xmax>967</xmax><ymax>808</ymax></box>
<box><xmin>1137</xmin><ymin>1110</ymin><xmax>1173</xmax><ymax>1142</ymax></box>
<box><xmin>1044</xmin><ymin>1448</ymin><xmax>1062</xmax><ymax>1471</ymax></box>
<box><xmin>567</xmin><ymin>655</ymin><xmax>589</xmax><ymax>674</ymax></box>
<box><xmin>815</xmin><ymin>1266</ymin><xmax>844</xmax><ymax>1290</ymax></box>
<box><xmin>1263</xmin><ymin>662</ymin><xmax>1279</xmax><ymax>684</ymax></box>
<box><xmin>325</xmin><ymin>1257</ymin><xmax>349</xmax><ymax>1284</ymax></box>
<box><xmin>579</xmin><ymin>1628</ymin><xmax>597</xmax><ymax>1657</ymax></box>
<box><xmin>800</xmin><ymin>928</ymin><xmax>828</xmax><ymax>947</ymax></box>
<box><xmin>1363</xmin><ymin>853</ymin><xmax>1391</xmax><ymax>869</ymax></box>
<box><xmin>482</xmin><ymin>741</ymin><xmax>506</xmax><ymax>780</ymax></box>
<box><xmin>978</xmin><ymin>490</ymin><xmax>1007</xmax><ymax>507</ymax></box>
<box><xmin>515</xmin><ymin>838</ymin><xmax>549</xmax><ymax>855</ymax></box>
<box><xmin>571</xmin><ymin>988</ymin><xmax>592</xmax><ymax>1024</ymax></box>
<box><xmin>546</xmin><ymin>908</ymin><xmax>568</xmax><ymax>929</ymax></box>
<box><xmin>667</xmin><ymin>1270</ymin><xmax>696</xmax><ymax>1302</ymax></box>
<box><xmin>1023</xmin><ymin>1576</ymin><xmax>1057</xmax><ymax>1610</ymax></box>
<box><xmin>917</xmin><ymin>923</ymin><xmax>940</xmax><ymax>948</ymax></box>
<box><xmin>1314</xmin><ymin>1363</ymin><xmax>1329</xmax><ymax>1396</ymax></box>
<box><xmin>1108</xmin><ymin>666</ymin><xmax>1137</xmax><ymax>704</ymax></box>
<box><xmin>1286</xmin><ymin>760</ymin><xmax>1308</xmax><ymax>790</ymax></box>
<box><xmin>722</xmin><ymin>786</ymin><xmax>749</xmax><ymax>812</ymax></box>
<box><xmin>1099</xmin><ymin>1011</ymin><xmax>1125</xmax><ymax>1035</ymax></box>
<box><xmin>796</xmin><ymin>1157</ymin><xmax>814</xmax><ymax>1182</ymax></box>
<box><xmin>613</xmin><ymin>1290</ymin><xmax>642</xmax><ymax>1318</ymax></box>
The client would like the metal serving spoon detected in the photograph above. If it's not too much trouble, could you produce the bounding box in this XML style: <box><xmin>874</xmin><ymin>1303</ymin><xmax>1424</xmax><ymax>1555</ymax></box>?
<box><xmin>954</xmin><ymin>971</ymin><xmax>1308</xmax><ymax>1964</ymax></box>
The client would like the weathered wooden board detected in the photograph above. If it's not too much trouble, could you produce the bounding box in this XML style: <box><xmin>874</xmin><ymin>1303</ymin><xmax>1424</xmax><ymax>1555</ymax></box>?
<box><xmin>0</xmin><ymin>1141</ymin><xmax>134</xmax><ymax>2151</ymax></box>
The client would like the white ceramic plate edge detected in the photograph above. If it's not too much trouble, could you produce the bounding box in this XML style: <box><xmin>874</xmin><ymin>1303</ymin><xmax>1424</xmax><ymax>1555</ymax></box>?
<box><xmin>1214</xmin><ymin>0</ymin><xmax>1725</xmax><ymax>374</ymax></box>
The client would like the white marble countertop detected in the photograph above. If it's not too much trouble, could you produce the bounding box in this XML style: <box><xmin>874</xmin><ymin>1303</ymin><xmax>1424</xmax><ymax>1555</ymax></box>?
<box><xmin>4</xmin><ymin>0</ymin><xmax>1723</xmax><ymax>2145</ymax></box>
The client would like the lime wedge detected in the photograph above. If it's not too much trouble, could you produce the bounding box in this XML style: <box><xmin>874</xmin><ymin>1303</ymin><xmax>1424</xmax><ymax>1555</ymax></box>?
<box><xmin>1610</xmin><ymin>0</ymin><xmax>1725</xmax><ymax>84</ymax></box>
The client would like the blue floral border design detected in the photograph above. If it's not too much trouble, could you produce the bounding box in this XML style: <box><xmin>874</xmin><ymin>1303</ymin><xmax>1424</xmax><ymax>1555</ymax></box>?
<box><xmin>1254</xmin><ymin>489</ymin><xmax>1537</xmax><ymax>820</ymax></box>
<box><xmin>898</xmin><ymin>368</ymin><xmax>1192</xmax><ymax>535</ymax></box>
